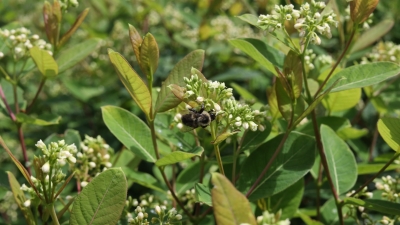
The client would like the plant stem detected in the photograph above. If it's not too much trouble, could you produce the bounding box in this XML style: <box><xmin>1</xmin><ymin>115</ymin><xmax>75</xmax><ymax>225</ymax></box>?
<box><xmin>310</xmin><ymin>110</ymin><xmax>344</xmax><ymax>225</ymax></box>
<box><xmin>26</xmin><ymin>78</ymin><xmax>47</xmax><ymax>113</ymax></box>
<box><xmin>245</xmin><ymin>130</ymin><xmax>291</xmax><ymax>197</ymax></box>
<box><xmin>314</xmin><ymin>29</ymin><xmax>356</xmax><ymax>98</ymax></box>
<box><xmin>17</xmin><ymin>125</ymin><xmax>31</xmax><ymax>175</ymax></box>
<box><xmin>0</xmin><ymin>85</ymin><xmax>16</xmax><ymax>121</ymax></box>
<box><xmin>50</xmin><ymin>204</ymin><xmax>60</xmax><ymax>225</ymax></box>
<box><xmin>149</xmin><ymin>120</ymin><xmax>194</xmax><ymax>221</ymax></box>
<box><xmin>351</xmin><ymin>152</ymin><xmax>400</xmax><ymax>197</ymax></box>
<box><xmin>210</xmin><ymin>121</ymin><xmax>224</xmax><ymax>175</ymax></box>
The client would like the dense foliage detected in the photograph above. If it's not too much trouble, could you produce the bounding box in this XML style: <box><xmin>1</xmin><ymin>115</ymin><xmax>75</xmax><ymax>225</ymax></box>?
<box><xmin>1</xmin><ymin>0</ymin><xmax>400</xmax><ymax>224</ymax></box>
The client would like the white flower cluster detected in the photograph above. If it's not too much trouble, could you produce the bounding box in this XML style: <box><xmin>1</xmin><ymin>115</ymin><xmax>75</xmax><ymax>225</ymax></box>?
<box><xmin>210</xmin><ymin>15</ymin><xmax>260</xmax><ymax>41</ymax></box>
<box><xmin>256</xmin><ymin>210</ymin><xmax>290</xmax><ymax>225</ymax></box>
<box><xmin>222</xmin><ymin>98</ymin><xmax>262</xmax><ymax>131</ymax></box>
<box><xmin>258</xmin><ymin>0</ymin><xmax>338</xmax><ymax>45</ymax></box>
<box><xmin>127</xmin><ymin>206</ymin><xmax>149</xmax><ymax>224</ymax></box>
<box><xmin>59</xmin><ymin>0</ymin><xmax>79</xmax><ymax>10</ymax></box>
<box><xmin>36</xmin><ymin>139</ymin><xmax>78</xmax><ymax>167</ymax></box>
<box><xmin>304</xmin><ymin>49</ymin><xmax>317</xmax><ymax>70</ymax></box>
<box><xmin>178</xmin><ymin>72</ymin><xmax>267</xmax><ymax>132</ymax></box>
<box><xmin>375</xmin><ymin>175</ymin><xmax>399</xmax><ymax>202</ymax></box>
<box><xmin>72</xmin><ymin>135</ymin><xmax>113</xmax><ymax>187</ymax></box>
<box><xmin>19</xmin><ymin>139</ymin><xmax>77</xmax><ymax>205</ymax></box>
<box><xmin>361</xmin><ymin>41</ymin><xmax>400</xmax><ymax>65</ymax></box>
<box><xmin>0</xmin><ymin>27</ymin><xmax>52</xmax><ymax>59</ymax></box>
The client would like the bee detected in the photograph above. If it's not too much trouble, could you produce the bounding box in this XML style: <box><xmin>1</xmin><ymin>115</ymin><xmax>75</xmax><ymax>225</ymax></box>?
<box><xmin>181</xmin><ymin>104</ymin><xmax>216</xmax><ymax>129</ymax></box>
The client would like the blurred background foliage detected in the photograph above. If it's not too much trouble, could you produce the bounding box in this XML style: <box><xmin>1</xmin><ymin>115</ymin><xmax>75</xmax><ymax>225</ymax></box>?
<box><xmin>1</xmin><ymin>0</ymin><xmax>400</xmax><ymax>223</ymax></box>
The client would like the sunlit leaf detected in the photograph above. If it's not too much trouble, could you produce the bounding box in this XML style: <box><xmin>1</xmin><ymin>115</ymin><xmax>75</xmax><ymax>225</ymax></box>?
<box><xmin>139</xmin><ymin>33</ymin><xmax>159</xmax><ymax>80</ymax></box>
<box><xmin>70</xmin><ymin>168</ymin><xmax>127</xmax><ymax>225</ymax></box>
<box><xmin>155</xmin><ymin>147</ymin><xmax>203</xmax><ymax>167</ymax></box>
<box><xmin>211</xmin><ymin>173</ymin><xmax>257</xmax><ymax>225</ymax></box>
<box><xmin>377</xmin><ymin>117</ymin><xmax>400</xmax><ymax>152</ymax></box>
<box><xmin>29</xmin><ymin>46</ymin><xmax>58</xmax><ymax>78</ymax></box>
<box><xmin>108</xmin><ymin>49</ymin><xmax>152</xmax><ymax>118</ymax></box>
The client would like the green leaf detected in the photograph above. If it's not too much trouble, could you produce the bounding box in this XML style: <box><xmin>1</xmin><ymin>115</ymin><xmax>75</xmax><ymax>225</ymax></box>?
<box><xmin>337</xmin><ymin>126</ymin><xmax>368</xmax><ymax>140</ymax></box>
<box><xmin>108</xmin><ymin>49</ymin><xmax>152</xmax><ymax>117</ymax></box>
<box><xmin>195</xmin><ymin>183</ymin><xmax>212</xmax><ymax>206</ymax></box>
<box><xmin>212</xmin><ymin>130</ymin><xmax>239</xmax><ymax>145</ymax></box>
<box><xmin>350</xmin><ymin>19</ymin><xmax>394</xmax><ymax>53</ymax></box>
<box><xmin>343</xmin><ymin>197</ymin><xmax>400</xmax><ymax>215</ymax></box>
<box><xmin>176</xmin><ymin>161</ymin><xmax>212</xmax><ymax>195</ymax></box>
<box><xmin>320</xmin><ymin>125</ymin><xmax>357</xmax><ymax>194</ymax></box>
<box><xmin>228</xmin><ymin>38</ymin><xmax>284</xmax><ymax>76</ymax></box>
<box><xmin>321</xmin><ymin>198</ymin><xmax>351</xmax><ymax>224</ymax></box>
<box><xmin>29</xmin><ymin>46</ymin><xmax>58</xmax><ymax>78</ymax></box>
<box><xmin>70</xmin><ymin>168</ymin><xmax>127</xmax><ymax>225</ymax></box>
<box><xmin>230</xmin><ymin>82</ymin><xmax>257</xmax><ymax>101</ymax></box>
<box><xmin>270</xmin><ymin>178</ymin><xmax>304</xmax><ymax>219</ymax></box>
<box><xmin>154</xmin><ymin>113</ymin><xmax>195</xmax><ymax>151</ymax></box>
<box><xmin>236</xmin><ymin>14</ymin><xmax>258</xmax><ymax>26</ymax></box>
<box><xmin>240</xmin><ymin>123</ymin><xmax>271</xmax><ymax>153</ymax></box>
<box><xmin>211</xmin><ymin>173</ymin><xmax>257</xmax><ymax>225</ymax></box>
<box><xmin>155</xmin><ymin>50</ymin><xmax>205</xmax><ymax>113</ymax></box>
<box><xmin>101</xmin><ymin>106</ymin><xmax>156</xmax><ymax>162</ymax></box>
<box><xmin>129</xmin><ymin>24</ymin><xmax>143</xmax><ymax>65</ymax></box>
<box><xmin>284</xmin><ymin>50</ymin><xmax>303</xmax><ymax>99</ymax></box>
<box><xmin>275</xmin><ymin>77</ymin><xmax>292</xmax><ymax>123</ymax></box>
<box><xmin>377</xmin><ymin>117</ymin><xmax>400</xmax><ymax>152</ymax></box>
<box><xmin>323</xmin><ymin>62</ymin><xmax>400</xmax><ymax>93</ymax></box>
<box><xmin>155</xmin><ymin>146</ymin><xmax>203</xmax><ymax>167</ymax></box>
<box><xmin>122</xmin><ymin>167</ymin><xmax>166</xmax><ymax>193</ymax></box>
<box><xmin>293</xmin><ymin>78</ymin><xmax>343</xmax><ymax>127</ymax></box>
<box><xmin>7</xmin><ymin>172</ymin><xmax>35</xmax><ymax>225</ymax></box>
<box><xmin>238</xmin><ymin>132</ymin><xmax>316</xmax><ymax>201</ymax></box>
<box><xmin>16</xmin><ymin>113</ymin><xmax>61</xmax><ymax>126</ymax></box>
<box><xmin>45</xmin><ymin>129</ymin><xmax>81</xmax><ymax>147</ymax></box>
<box><xmin>322</xmin><ymin>88</ymin><xmax>361</xmax><ymax>112</ymax></box>
<box><xmin>58</xmin><ymin>8</ymin><xmax>90</xmax><ymax>47</ymax></box>
<box><xmin>57</xmin><ymin>38</ymin><xmax>100</xmax><ymax>73</ymax></box>
<box><xmin>139</xmin><ymin>33</ymin><xmax>159</xmax><ymax>79</ymax></box>
<box><xmin>358</xmin><ymin>163</ymin><xmax>400</xmax><ymax>175</ymax></box>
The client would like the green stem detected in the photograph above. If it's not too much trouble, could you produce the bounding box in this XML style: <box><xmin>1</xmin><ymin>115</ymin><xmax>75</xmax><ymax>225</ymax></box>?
<box><xmin>210</xmin><ymin>121</ymin><xmax>224</xmax><ymax>176</ymax></box>
<box><xmin>245</xmin><ymin>130</ymin><xmax>291</xmax><ymax>197</ymax></box>
<box><xmin>148</xmin><ymin>120</ymin><xmax>194</xmax><ymax>221</ymax></box>
<box><xmin>50</xmin><ymin>204</ymin><xmax>60</xmax><ymax>225</ymax></box>
<box><xmin>351</xmin><ymin>152</ymin><xmax>400</xmax><ymax>197</ymax></box>
<box><xmin>314</xmin><ymin>29</ymin><xmax>356</xmax><ymax>98</ymax></box>
<box><xmin>26</xmin><ymin>78</ymin><xmax>47</xmax><ymax>113</ymax></box>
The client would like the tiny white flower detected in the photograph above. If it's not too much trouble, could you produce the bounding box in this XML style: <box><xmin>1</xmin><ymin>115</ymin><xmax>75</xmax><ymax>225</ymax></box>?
<box><xmin>68</xmin><ymin>156</ymin><xmax>76</xmax><ymax>164</ymax></box>
<box><xmin>77</xmin><ymin>152</ymin><xmax>83</xmax><ymax>158</ymax></box>
<box><xmin>14</xmin><ymin>47</ymin><xmax>22</xmax><ymax>53</ymax></box>
<box><xmin>259</xmin><ymin>125</ymin><xmax>265</xmax><ymax>131</ymax></box>
<box><xmin>57</xmin><ymin>158</ymin><xmax>66</xmax><ymax>166</ymax></box>
<box><xmin>105</xmin><ymin>162</ymin><xmax>112</xmax><ymax>168</ymax></box>
<box><xmin>89</xmin><ymin>162</ymin><xmax>96</xmax><ymax>168</ymax></box>
<box><xmin>242</xmin><ymin>122</ymin><xmax>249</xmax><ymax>130</ymax></box>
<box><xmin>0</xmin><ymin>52</ymin><xmax>4</xmax><ymax>58</ymax></box>
<box><xmin>36</xmin><ymin>140</ymin><xmax>46</xmax><ymax>149</ymax></box>
<box><xmin>138</xmin><ymin>212</ymin><xmax>144</xmax><ymax>219</ymax></box>
<box><xmin>41</xmin><ymin>162</ymin><xmax>50</xmax><ymax>173</ymax></box>
<box><xmin>235</xmin><ymin>121</ymin><xmax>242</xmax><ymax>127</ymax></box>
<box><xmin>81</xmin><ymin>181</ymin><xmax>88</xmax><ymax>187</ymax></box>
<box><xmin>177</xmin><ymin>123</ymin><xmax>183</xmax><ymax>129</ymax></box>
<box><xmin>174</xmin><ymin>113</ymin><xmax>182</xmax><ymax>122</ymax></box>
<box><xmin>213</xmin><ymin>102</ymin><xmax>221</xmax><ymax>112</ymax></box>
<box><xmin>175</xmin><ymin>214</ymin><xmax>182</xmax><ymax>220</ymax></box>
<box><xmin>196</xmin><ymin>96</ymin><xmax>204</xmax><ymax>102</ymax></box>
<box><xmin>20</xmin><ymin>184</ymin><xmax>30</xmax><ymax>191</ymax></box>
<box><xmin>103</xmin><ymin>154</ymin><xmax>110</xmax><ymax>160</ymax></box>
<box><xmin>23</xmin><ymin>199</ymin><xmax>31</xmax><ymax>207</ymax></box>
<box><xmin>155</xmin><ymin>205</ymin><xmax>161</xmax><ymax>214</ymax></box>
<box><xmin>249</xmin><ymin>121</ymin><xmax>258</xmax><ymax>131</ymax></box>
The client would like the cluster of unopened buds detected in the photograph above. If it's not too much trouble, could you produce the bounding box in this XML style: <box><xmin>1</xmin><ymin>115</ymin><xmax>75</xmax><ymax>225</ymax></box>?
<box><xmin>257</xmin><ymin>0</ymin><xmax>338</xmax><ymax>45</ymax></box>
<box><xmin>375</xmin><ymin>175</ymin><xmax>400</xmax><ymax>202</ymax></box>
<box><xmin>361</xmin><ymin>41</ymin><xmax>400</xmax><ymax>65</ymax></box>
<box><xmin>20</xmin><ymin>139</ymin><xmax>78</xmax><ymax>206</ymax></box>
<box><xmin>0</xmin><ymin>27</ymin><xmax>52</xmax><ymax>59</ymax></box>
<box><xmin>59</xmin><ymin>0</ymin><xmax>79</xmax><ymax>10</ymax></box>
<box><xmin>71</xmin><ymin>135</ymin><xmax>113</xmax><ymax>188</ymax></box>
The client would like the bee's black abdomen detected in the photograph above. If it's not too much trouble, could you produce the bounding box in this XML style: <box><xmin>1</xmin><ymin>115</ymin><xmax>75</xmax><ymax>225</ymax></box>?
<box><xmin>182</xmin><ymin>114</ymin><xmax>199</xmax><ymax>128</ymax></box>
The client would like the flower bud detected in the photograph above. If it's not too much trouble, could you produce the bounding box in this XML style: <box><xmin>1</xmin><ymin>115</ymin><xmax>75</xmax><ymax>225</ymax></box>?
<box><xmin>41</xmin><ymin>162</ymin><xmax>50</xmax><ymax>173</ymax></box>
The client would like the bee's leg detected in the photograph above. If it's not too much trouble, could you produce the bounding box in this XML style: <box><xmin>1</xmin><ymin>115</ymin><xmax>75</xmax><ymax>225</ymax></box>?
<box><xmin>198</xmin><ymin>103</ymin><xmax>205</xmax><ymax>114</ymax></box>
